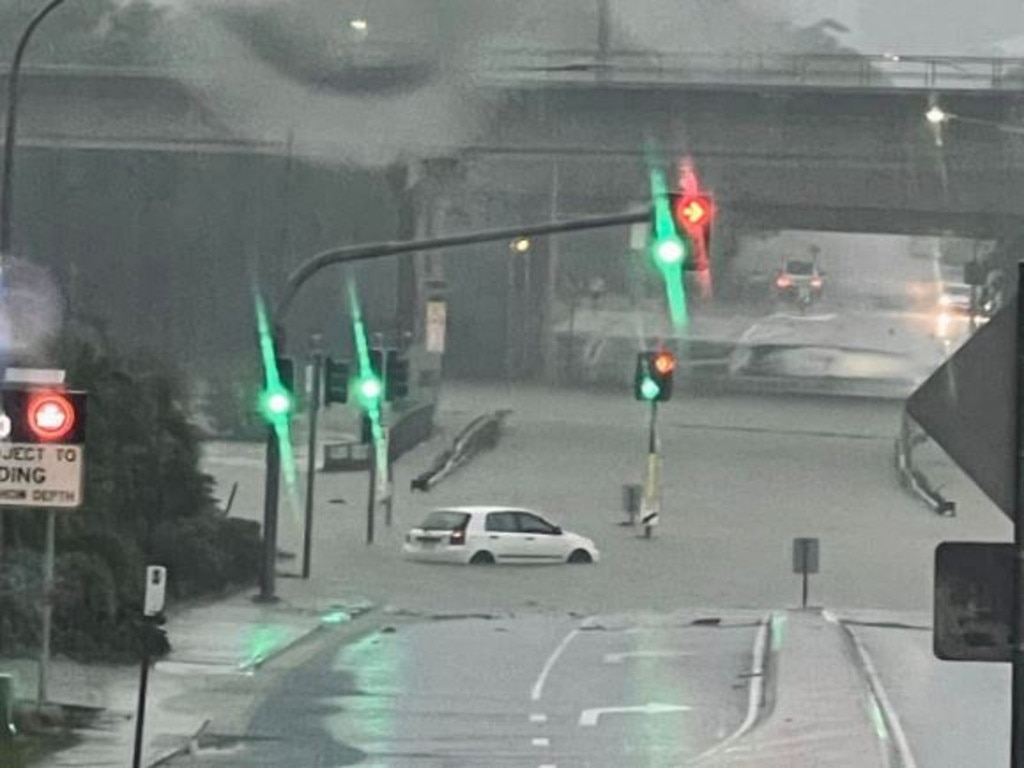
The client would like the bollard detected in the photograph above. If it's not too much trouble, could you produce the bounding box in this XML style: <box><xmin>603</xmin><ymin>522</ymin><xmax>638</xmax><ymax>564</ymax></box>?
<box><xmin>0</xmin><ymin>673</ymin><xmax>15</xmax><ymax>740</ymax></box>
<box><xmin>622</xmin><ymin>484</ymin><xmax>642</xmax><ymax>525</ymax></box>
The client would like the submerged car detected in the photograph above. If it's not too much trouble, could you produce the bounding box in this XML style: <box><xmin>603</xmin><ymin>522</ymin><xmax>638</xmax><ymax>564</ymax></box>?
<box><xmin>403</xmin><ymin>506</ymin><xmax>600</xmax><ymax>565</ymax></box>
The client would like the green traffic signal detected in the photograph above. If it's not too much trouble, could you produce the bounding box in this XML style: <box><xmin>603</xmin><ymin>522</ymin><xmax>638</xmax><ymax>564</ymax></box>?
<box><xmin>639</xmin><ymin>377</ymin><xmax>661</xmax><ymax>401</ymax></box>
<box><xmin>654</xmin><ymin>237</ymin><xmax>685</xmax><ymax>265</ymax></box>
<box><xmin>359</xmin><ymin>377</ymin><xmax>382</xmax><ymax>402</ymax></box>
<box><xmin>260</xmin><ymin>387</ymin><xmax>293</xmax><ymax>420</ymax></box>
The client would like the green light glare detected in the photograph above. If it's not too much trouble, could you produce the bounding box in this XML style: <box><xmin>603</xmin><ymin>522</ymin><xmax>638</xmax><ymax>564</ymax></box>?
<box><xmin>647</xmin><ymin>163</ymin><xmax>689</xmax><ymax>330</ymax></box>
<box><xmin>360</xmin><ymin>377</ymin><xmax>383</xmax><ymax>401</ymax></box>
<box><xmin>254</xmin><ymin>291</ymin><xmax>299</xmax><ymax>493</ymax></box>
<box><xmin>347</xmin><ymin>278</ymin><xmax>384</xmax><ymax>445</ymax></box>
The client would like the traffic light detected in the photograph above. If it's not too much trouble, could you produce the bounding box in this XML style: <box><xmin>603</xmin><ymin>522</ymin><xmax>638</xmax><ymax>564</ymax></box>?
<box><xmin>323</xmin><ymin>357</ymin><xmax>350</xmax><ymax>406</ymax></box>
<box><xmin>385</xmin><ymin>351</ymin><xmax>409</xmax><ymax>401</ymax></box>
<box><xmin>0</xmin><ymin>389</ymin><xmax>87</xmax><ymax>443</ymax></box>
<box><xmin>357</xmin><ymin>350</ymin><xmax>384</xmax><ymax>405</ymax></box>
<box><xmin>259</xmin><ymin>357</ymin><xmax>295</xmax><ymax>421</ymax></box>
<box><xmin>670</xmin><ymin>193</ymin><xmax>714</xmax><ymax>271</ymax></box>
<box><xmin>634</xmin><ymin>351</ymin><xmax>675</xmax><ymax>402</ymax></box>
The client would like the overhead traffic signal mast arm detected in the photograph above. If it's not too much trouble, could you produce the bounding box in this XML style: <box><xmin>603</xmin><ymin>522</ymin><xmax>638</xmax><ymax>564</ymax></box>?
<box><xmin>275</xmin><ymin>210</ymin><xmax>650</xmax><ymax>324</ymax></box>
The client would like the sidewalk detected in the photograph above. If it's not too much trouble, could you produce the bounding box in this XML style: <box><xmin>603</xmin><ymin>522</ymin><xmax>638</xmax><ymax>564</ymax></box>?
<box><xmin>1</xmin><ymin>590</ymin><xmax>371</xmax><ymax>767</ymax></box>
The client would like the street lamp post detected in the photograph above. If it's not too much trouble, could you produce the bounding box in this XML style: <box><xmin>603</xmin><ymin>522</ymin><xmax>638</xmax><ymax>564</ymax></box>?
<box><xmin>1</xmin><ymin>0</ymin><xmax>74</xmax><ymax>255</ymax></box>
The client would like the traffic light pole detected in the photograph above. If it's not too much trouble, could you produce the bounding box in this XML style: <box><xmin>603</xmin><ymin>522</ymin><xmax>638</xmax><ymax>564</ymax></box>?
<box><xmin>366</xmin><ymin>446</ymin><xmax>376</xmax><ymax>545</ymax></box>
<box><xmin>642</xmin><ymin>401</ymin><xmax>660</xmax><ymax>539</ymax></box>
<box><xmin>302</xmin><ymin>348</ymin><xmax>323</xmax><ymax>580</ymax></box>
<box><xmin>258</xmin><ymin>425</ymin><xmax>280</xmax><ymax>602</ymax></box>
<box><xmin>259</xmin><ymin>209</ymin><xmax>650</xmax><ymax>600</ymax></box>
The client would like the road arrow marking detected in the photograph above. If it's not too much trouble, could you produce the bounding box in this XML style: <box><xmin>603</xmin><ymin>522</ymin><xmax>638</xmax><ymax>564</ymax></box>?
<box><xmin>602</xmin><ymin>650</ymin><xmax>695</xmax><ymax>664</ymax></box>
<box><xmin>579</xmin><ymin>702</ymin><xmax>692</xmax><ymax>727</ymax></box>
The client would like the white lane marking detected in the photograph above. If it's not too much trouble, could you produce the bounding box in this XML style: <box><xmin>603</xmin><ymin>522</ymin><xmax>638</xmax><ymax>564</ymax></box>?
<box><xmin>539</xmin><ymin>764</ymin><xmax>557</xmax><ymax>768</ymax></box>
<box><xmin>578</xmin><ymin>702</ymin><xmax>692</xmax><ymax>727</ymax></box>
<box><xmin>689</xmin><ymin>613</ymin><xmax>773</xmax><ymax>764</ymax></box>
<box><xmin>602</xmin><ymin>650</ymin><xmax>695</xmax><ymax>664</ymax></box>
<box><xmin>531</xmin><ymin>627</ymin><xmax>581</xmax><ymax>701</ymax></box>
<box><xmin>844</xmin><ymin>622</ymin><xmax>920</xmax><ymax>768</ymax></box>
<box><xmin>532</xmin><ymin>737</ymin><xmax>550</xmax><ymax>747</ymax></box>
<box><xmin>529</xmin><ymin>713</ymin><xmax>547</xmax><ymax>723</ymax></box>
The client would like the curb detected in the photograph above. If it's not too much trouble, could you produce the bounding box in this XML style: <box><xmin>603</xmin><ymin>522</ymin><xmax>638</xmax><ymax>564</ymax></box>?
<box><xmin>146</xmin><ymin>602</ymin><xmax>376</xmax><ymax>767</ymax></box>
<box><xmin>687</xmin><ymin>611</ymin><xmax>777</xmax><ymax>764</ymax></box>
<box><xmin>149</xmin><ymin>719</ymin><xmax>211</xmax><ymax>767</ymax></box>
<box><xmin>833</xmin><ymin>613</ymin><xmax>919</xmax><ymax>768</ymax></box>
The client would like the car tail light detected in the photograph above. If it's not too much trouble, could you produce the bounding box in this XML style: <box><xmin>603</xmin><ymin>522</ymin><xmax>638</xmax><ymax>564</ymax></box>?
<box><xmin>776</xmin><ymin>275</ymin><xmax>791</xmax><ymax>288</ymax></box>
<box><xmin>449</xmin><ymin>529</ymin><xmax>466</xmax><ymax>546</ymax></box>
<box><xmin>811</xmin><ymin>277</ymin><xmax>822</xmax><ymax>289</ymax></box>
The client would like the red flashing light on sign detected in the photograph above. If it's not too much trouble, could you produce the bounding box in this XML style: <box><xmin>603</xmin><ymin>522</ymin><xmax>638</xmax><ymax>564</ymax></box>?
<box><xmin>27</xmin><ymin>393</ymin><xmax>75</xmax><ymax>442</ymax></box>
<box><xmin>653</xmin><ymin>352</ymin><xmax>676</xmax><ymax>375</ymax></box>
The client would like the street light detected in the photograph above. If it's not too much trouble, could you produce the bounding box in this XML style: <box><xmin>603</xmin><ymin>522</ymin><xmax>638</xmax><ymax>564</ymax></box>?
<box><xmin>926</xmin><ymin>105</ymin><xmax>950</xmax><ymax>125</ymax></box>
<box><xmin>1</xmin><ymin>0</ymin><xmax>75</xmax><ymax>255</ymax></box>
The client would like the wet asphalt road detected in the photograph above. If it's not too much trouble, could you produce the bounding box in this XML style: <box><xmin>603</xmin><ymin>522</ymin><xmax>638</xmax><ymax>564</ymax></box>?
<box><xmin>169</xmin><ymin>612</ymin><xmax>759</xmax><ymax>767</ymax></box>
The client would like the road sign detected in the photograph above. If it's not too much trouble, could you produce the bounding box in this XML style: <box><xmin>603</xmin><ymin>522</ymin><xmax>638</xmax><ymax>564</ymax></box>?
<box><xmin>792</xmin><ymin>537</ymin><xmax>820</xmax><ymax>574</ymax></box>
<box><xmin>0</xmin><ymin>443</ymin><xmax>83</xmax><ymax>508</ymax></box>
<box><xmin>906</xmin><ymin>297</ymin><xmax>1017</xmax><ymax>517</ymax></box>
<box><xmin>934</xmin><ymin>542</ymin><xmax>1013</xmax><ymax>662</ymax></box>
<box><xmin>426</xmin><ymin>301</ymin><xmax>447</xmax><ymax>353</ymax></box>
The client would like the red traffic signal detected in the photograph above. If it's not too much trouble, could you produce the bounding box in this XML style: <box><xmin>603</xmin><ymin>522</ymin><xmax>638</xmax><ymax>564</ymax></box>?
<box><xmin>27</xmin><ymin>393</ymin><xmax>76</xmax><ymax>442</ymax></box>
<box><xmin>673</xmin><ymin>194</ymin><xmax>713</xmax><ymax>229</ymax></box>
<box><xmin>0</xmin><ymin>389</ymin><xmax>87</xmax><ymax>444</ymax></box>
<box><xmin>652</xmin><ymin>351</ymin><xmax>676</xmax><ymax>375</ymax></box>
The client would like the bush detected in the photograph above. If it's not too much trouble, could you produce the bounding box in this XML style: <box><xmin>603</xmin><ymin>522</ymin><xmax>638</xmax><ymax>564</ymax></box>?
<box><xmin>217</xmin><ymin>518</ymin><xmax>262</xmax><ymax>585</ymax></box>
<box><xmin>149</xmin><ymin>517</ymin><xmax>228</xmax><ymax>599</ymax></box>
<box><xmin>0</xmin><ymin>549</ymin><xmax>42</xmax><ymax>654</ymax></box>
<box><xmin>0</xmin><ymin>331</ymin><xmax>257</xmax><ymax>662</ymax></box>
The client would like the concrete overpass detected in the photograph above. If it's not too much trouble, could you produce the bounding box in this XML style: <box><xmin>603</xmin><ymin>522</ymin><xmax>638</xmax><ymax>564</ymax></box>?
<box><xmin>5</xmin><ymin>53</ymin><xmax>1024</xmax><ymax>379</ymax></box>
<box><xmin>6</xmin><ymin>53</ymin><xmax>1024</xmax><ymax>238</ymax></box>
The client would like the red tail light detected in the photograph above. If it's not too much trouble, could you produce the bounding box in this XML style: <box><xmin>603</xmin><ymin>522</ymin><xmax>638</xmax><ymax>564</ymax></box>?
<box><xmin>449</xmin><ymin>529</ymin><xmax>466</xmax><ymax>546</ymax></box>
<box><xmin>776</xmin><ymin>275</ymin><xmax>792</xmax><ymax>289</ymax></box>
<box><xmin>811</xmin><ymin>277</ymin><xmax>822</xmax><ymax>289</ymax></box>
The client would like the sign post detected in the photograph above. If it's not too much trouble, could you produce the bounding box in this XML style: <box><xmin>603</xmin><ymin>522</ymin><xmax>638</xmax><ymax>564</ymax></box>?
<box><xmin>0</xmin><ymin>383</ymin><xmax>86</xmax><ymax>707</ymax></box>
<box><xmin>1012</xmin><ymin>266</ymin><xmax>1024</xmax><ymax>766</ymax></box>
<box><xmin>132</xmin><ymin>566</ymin><xmax>167</xmax><ymax>768</ymax></box>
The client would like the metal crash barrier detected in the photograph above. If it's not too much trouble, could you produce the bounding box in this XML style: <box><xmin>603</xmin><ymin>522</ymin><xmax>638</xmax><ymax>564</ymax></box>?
<box><xmin>412</xmin><ymin>410</ymin><xmax>512</xmax><ymax>492</ymax></box>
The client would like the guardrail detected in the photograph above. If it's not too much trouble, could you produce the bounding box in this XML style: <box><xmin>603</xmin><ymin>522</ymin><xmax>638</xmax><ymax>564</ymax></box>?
<box><xmin>894</xmin><ymin>411</ymin><xmax>956</xmax><ymax>515</ymax></box>
<box><xmin>411</xmin><ymin>410</ymin><xmax>511</xmax><ymax>492</ymax></box>
<box><xmin>481</xmin><ymin>49</ymin><xmax>1024</xmax><ymax>91</ymax></box>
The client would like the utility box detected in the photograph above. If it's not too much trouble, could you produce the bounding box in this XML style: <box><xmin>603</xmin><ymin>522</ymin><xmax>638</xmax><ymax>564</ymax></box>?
<box><xmin>144</xmin><ymin>566</ymin><xmax>167</xmax><ymax>617</ymax></box>
<box><xmin>622</xmin><ymin>484</ymin><xmax>643</xmax><ymax>515</ymax></box>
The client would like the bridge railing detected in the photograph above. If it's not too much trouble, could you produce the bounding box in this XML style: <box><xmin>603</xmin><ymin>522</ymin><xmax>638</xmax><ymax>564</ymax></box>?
<box><xmin>479</xmin><ymin>49</ymin><xmax>1024</xmax><ymax>91</ymax></box>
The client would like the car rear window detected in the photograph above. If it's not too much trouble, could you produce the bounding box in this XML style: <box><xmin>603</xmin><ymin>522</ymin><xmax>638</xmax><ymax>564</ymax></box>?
<box><xmin>785</xmin><ymin>260</ymin><xmax>815</xmax><ymax>275</ymax></box>
<box><xmin>421</xmin><ymin>511</ymin><xmax>470</xmax><ymax>531</ymax></box>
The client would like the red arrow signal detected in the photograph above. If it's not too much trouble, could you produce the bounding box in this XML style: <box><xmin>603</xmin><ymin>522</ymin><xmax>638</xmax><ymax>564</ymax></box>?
<box><xmin>674</xmin><ymin>195</ymin><xmax>713</xmax><ymax>228</ymax></box>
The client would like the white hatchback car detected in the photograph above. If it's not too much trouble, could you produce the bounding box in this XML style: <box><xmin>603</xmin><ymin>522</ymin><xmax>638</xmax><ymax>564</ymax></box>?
<box><xmin>403</xmin><ymin>506</ymin><xmax>600</xmax><ymax>565</ymax></box>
